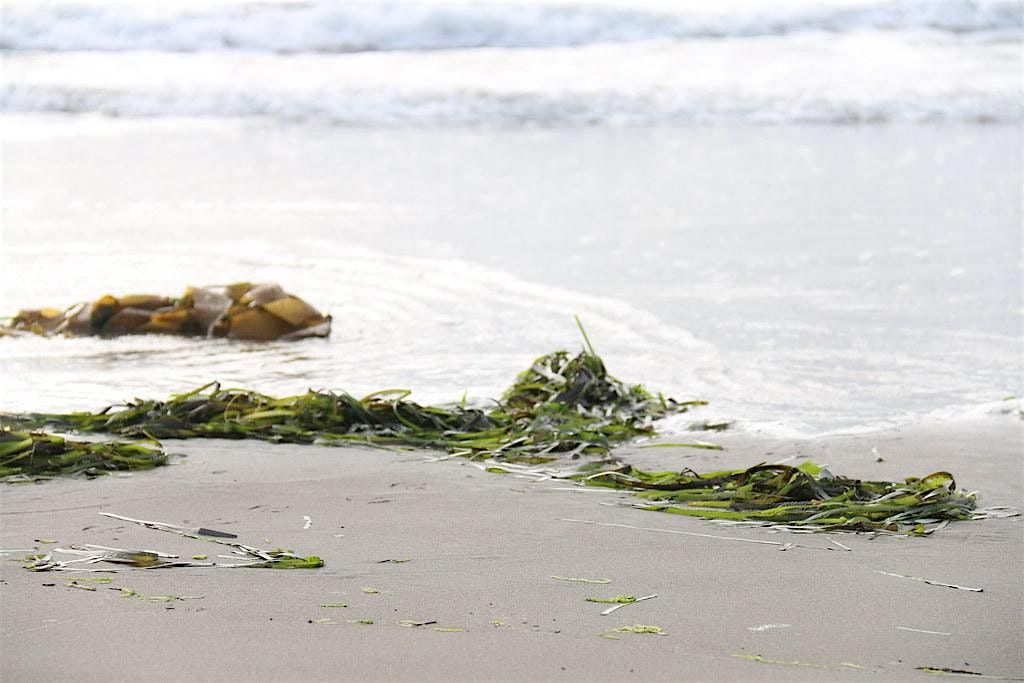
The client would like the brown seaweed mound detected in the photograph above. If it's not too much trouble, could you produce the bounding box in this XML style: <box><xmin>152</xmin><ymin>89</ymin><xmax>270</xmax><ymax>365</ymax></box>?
<box><xmin>1</xmin><ymin>282</ymin><xmax>330</xmax><ymax>341</ymax></box>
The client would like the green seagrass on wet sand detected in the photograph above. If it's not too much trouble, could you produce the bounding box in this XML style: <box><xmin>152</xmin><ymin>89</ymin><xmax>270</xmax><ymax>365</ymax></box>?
<box><xmin>577</xmin><ymin>460</ymin><xmax>986</xmax><ymax>534</ymax></box>
<box><xmin>4</xmin><ymin>346</ymin><xmax>698</xmax><ymax>463</ymax></box>
<box><xmin>1</xmin><ymin>335</ymin><xmax>1010</xmax><ymax>534</ymax></box>
<box><xmin>0</xmin><ymin>430</ymin><xmax>167</xmax><ymax>481</ymax></box>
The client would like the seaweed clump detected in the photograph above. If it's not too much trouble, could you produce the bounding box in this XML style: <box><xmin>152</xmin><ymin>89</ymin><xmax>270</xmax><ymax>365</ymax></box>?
<box><xmin>0</xmin><ymin>430</ymin><xmax>167</xmax><ymax>482</ymax></box>
<box><xmin>491</xmin><ymin>349</ymin><xmax>704</xmax><ymax>461</ymax></box>
<box><xmin>2</xmin><ymin>348</ymin><xmax>700</xmax><ymax>464</ymax></box>
<box><xmin>579</xmin><ymin>460</ymin><xmax>979</xmax><ymax>534</ymax></box>
<box><xmin>0</xmin><ymin>337</ymin><xmax>1003</xmax><ymax>536</ymax></box>
<box><xmin>0</xmin><ymin>282</ymin><xmax>330</xmax><ymax>341</ymax></box>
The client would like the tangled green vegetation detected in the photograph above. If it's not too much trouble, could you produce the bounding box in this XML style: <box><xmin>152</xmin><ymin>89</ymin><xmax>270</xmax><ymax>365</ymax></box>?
<box><xmin>1</xmin><ymin>337</ymin><xmax>1000</xmax><ymax>534</ymax></box>
<box><xmin>578</xmin><ymin>460</ymin><xmax>980</xmax><ymax>534</ymax></box>
<box><xmin>3</xmin><ymin>348</ymin><xmax>699</xmax><ymax>465</ymax></box>
<box><xmin>0</xmin><ymin>430</ymin><xmax>167</xmax><ymax>482</ymax></box>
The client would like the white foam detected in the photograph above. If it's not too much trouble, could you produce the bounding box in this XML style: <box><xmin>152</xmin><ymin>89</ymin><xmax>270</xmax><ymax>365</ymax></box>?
<box><xmin>924</xmin><ymin>397</ymin><xmax>1024</xmax><ymax>422</ymax></box>
<box><xmin>3</xmin><ymin>32</ymin><xmax>1020</xmax><ymax>125</ymax></box>
<box><xmin>1</xmin><ymin>0</ymin><xmax>1020</xmax><ymax>53</ymax></box>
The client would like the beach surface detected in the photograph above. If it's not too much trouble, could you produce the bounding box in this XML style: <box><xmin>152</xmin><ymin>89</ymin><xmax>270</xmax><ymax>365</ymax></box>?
<box><xmin>3</xmin><ymin>420</ymin><xmax>1021</xmax><ymax>681</ymax></box>
<box><xmin>3</xmin><ymin>3</ymin><xmax>1021</xmax><ymax>680</ymax></box>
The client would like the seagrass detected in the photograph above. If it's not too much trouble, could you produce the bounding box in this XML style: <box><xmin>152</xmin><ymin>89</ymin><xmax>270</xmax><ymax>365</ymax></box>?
<box><xmin>577</xmin><ymin>460</ymin><xmax>980</xmax><ymax>534</ymax></box>
<box><xmin>2</xmin><ymin>348</ymin><xmax>701</xmax><ymax>463</ymax></box>
<box><xmin>0</xmin><ymin>430</ymin><xmax>167</xmax><ymax>481</ymax></box>
<box><xmin>0</xmin><ymin>344</ymin><xmax>1000</xmax><ymax>534</ymax></box>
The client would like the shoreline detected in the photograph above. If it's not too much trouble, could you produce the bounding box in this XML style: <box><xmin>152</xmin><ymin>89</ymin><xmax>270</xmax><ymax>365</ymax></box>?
<box><xmin>2</xmin><ymin>419</ymin><xmax>1021</xmax><ymax>681</ymax></box>
<box><xmin>3</xmin><ymin>121</ymin><xmax>1020</xmax><ymax>431</ymax></box>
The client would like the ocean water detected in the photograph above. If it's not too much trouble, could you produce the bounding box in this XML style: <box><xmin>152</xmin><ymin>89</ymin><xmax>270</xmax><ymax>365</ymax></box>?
<box><xmin>2</xmin><ymin>0</ymin><xmax>1022</xmax><ymax>124</ymax></box>
<box><xmin>1</xmin><ymin>0</ymin><xmax>1022</xmax><ymax>437</ymax></box>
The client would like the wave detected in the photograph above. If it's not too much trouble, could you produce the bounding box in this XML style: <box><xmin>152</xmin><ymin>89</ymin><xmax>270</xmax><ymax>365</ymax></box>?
<box><xmin>6</xmin><ymin>84</ymin><xmax>1017</xmax><ymax>125</ymax></box>
<box><xmin>4</xmin><ymin>36</ymin><xmax>1019</xmax><ymax>125</ymax></box>
<box><xmin>2</xmin><ymin>0</ymin><xmax>1021</xmax><ymax>54</ymax></box>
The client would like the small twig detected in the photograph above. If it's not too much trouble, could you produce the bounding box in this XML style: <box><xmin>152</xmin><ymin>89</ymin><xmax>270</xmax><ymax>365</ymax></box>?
<box><xmin>602</xmin><ymin>594</ymin><xmax>657</xmax><ymax>616</ymax></box>
<box><xmin>875</xmin><ymin>570</ymin><xmax>983</xmax><ymax>592</ymax></box>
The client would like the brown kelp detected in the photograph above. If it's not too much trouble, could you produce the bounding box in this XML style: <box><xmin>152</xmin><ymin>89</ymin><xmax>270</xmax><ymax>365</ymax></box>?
<box><xmin>0</xmin><ymin>430</ymin><xmax>168</xmax><ymax>482</ymax></box>
<box><xmin>2</xmin><ymin>348</ymin><xmax>701</xmax><ymax>462</ymax></box>
<box><xmin>577</xmin><ymin>460</ymin><xmax>981</xmax><ymax>534</ymax></box>
<box><xmin>0</xmin><ymin>282</ymin><xmax>330</xmax><ymax>341</ymax></box>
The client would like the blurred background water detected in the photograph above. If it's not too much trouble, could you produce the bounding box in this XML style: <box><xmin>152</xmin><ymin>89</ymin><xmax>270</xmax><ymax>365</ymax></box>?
<box><xmin>2</xmin><ymin>0</ymin><xmax>1021</xmax><ymax>124</ymax></box>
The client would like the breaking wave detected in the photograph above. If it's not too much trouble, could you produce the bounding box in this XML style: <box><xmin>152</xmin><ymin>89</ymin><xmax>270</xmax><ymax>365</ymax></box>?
<box><xmin>3</xmin><ymin>32</ymin><xmax>1019</xmax><ymax>126</ymax></box>
<box><xmin>2</xmin><ymin>0</ymin><xmax>1021</xmax><ymax>54</ymax></box>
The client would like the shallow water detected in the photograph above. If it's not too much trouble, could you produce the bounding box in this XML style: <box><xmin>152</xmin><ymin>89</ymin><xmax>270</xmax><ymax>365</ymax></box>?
<box><xmin>1</xmin><ymin>118</ymin><xmax>1020</xmax><ymax>436</ymax></box>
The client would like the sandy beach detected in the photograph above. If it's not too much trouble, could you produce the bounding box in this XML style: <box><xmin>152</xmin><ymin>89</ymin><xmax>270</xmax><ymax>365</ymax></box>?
<box><xmin>1</xmin><ymin>119</ymin><xmax>1019</xmax><ymax>681</ymax></box>
<box><xmin>3</xmin><ymin>419</ymin><xmax>1020</xmax><ymax>682</ymax></box>
<box><xmin>3</xmin><ymin>1</ymin><xmax>1021</xmax><ymax>680</ymax></box>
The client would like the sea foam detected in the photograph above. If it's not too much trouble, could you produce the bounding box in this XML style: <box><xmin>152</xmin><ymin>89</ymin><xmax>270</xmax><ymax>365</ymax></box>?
<box><xmin>2</xmin><ymin>0</ymin><xmax>1020</xmax><ymax>54</ymax></box>
<box><xmin>3</xmin><ymin>32</ymin><xmax>1020</xmax><ymax>125</ymax></box>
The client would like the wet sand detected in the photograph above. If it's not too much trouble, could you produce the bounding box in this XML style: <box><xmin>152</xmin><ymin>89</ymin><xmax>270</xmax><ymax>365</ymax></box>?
<box><xmin>1</xmin><ymin>419</ymin><xmax>1021</xmax><ymax>681</ymax></box>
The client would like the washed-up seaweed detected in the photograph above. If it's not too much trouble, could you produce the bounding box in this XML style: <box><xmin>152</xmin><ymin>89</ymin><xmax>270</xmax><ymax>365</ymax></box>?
<box><xmin>0</xmin><ymin>336</ymin><xmax>1009</xmax><ymax>534</ymax></box>
<box><xmin>25</xmin><ymin>512</ymin><xmax>323</xmax><ymax>571</ymax></box>
<box><xmin>600</xmin><ymin>624</ymin><xmax>668</xmax><ymax>639</ymax></box>
<box><xmin>0</xmin><ymin>430</ymin><xmax>167</xmax><ymax>482</ymax></box>
<box><xmin>587</xmin><ymin>594</ymin><xmax>659</xmax><ymax>616</ymax></box>
<box><xmin>0</xmin><ymin>282</ymin><xmax>330</xmax><ymax>341</ymax></box>
<box><xmin>3</xmin><ymin>346</ymin><xmax>699</xmax><ymax>462</ymax></box>
<box><xmin>577</xmin><ymin>460</ymin><xmax>982</xmax><ymax>533</ymax></box>
<box><xmin>26</xmin><ymin>543</ymin><xmax>322</xmax><ymax>571</ymax></box>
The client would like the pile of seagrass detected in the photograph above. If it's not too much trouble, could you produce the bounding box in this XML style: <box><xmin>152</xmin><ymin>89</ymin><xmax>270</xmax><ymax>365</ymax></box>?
<box><xmin>3</xmin><ymin>347</ymin><xmax>698</xmax><ymax>464</ymax></box>
<box><xmin>0</xmin><ymin>431</ymin><xmax>166</xmax><ymax>481</ymax></box>
<box><xmin>0</xmin><ymin>335</ymin><xmax>998</xmax><ymax>534</ymax></box>
<box><xmin>578</xmin><ymin>460</ymin><xmax>981</xmax><ymax>535</ymax></box>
